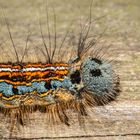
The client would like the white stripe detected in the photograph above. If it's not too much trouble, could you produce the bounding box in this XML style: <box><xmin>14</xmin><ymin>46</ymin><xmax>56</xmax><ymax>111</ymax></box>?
<box><xmin>0</xmin><ymin>68</ymin><xmax>19</xmax><ymax>72</ymax></box>
<box><xmin>0</xmin><ymin>66</ymin><xmax>68</xmax><ymax>72</ymax></box>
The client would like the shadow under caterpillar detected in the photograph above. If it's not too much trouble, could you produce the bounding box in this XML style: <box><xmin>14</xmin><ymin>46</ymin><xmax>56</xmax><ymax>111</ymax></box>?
<box><xmin>0</xmin><ymin>1</ymin><xmax>120</xmax><ymax>138</ymax></box>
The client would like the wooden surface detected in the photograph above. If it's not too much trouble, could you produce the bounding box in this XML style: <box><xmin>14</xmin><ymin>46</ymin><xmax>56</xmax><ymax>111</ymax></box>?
<box><xmin>0</xmin><ymin>0</ymin><xmax>140</xmax><ymax>139</ymax></box>
<box><xmin>1</xmin><ymin>100</ymin><xmax>140</xmax><ymax>139</ymax></box>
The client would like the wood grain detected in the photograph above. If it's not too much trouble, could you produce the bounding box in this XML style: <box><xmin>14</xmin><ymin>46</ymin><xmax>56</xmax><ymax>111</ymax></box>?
<box><xmin>0</xmin><ymin>0</ymin><xmax>140</xmax><ymax>139</ymax></box>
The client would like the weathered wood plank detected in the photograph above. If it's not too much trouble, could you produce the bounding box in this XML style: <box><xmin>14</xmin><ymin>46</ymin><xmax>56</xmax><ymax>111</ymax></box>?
<box><xmin>0</xmin><ymin>0</ymin><xmax>140</xmax><ymax>139</ymax></box>
<box><xmin>1</xmin><ymin>101</ymin><xmax>140</xmax><ymax>139</ymax></box>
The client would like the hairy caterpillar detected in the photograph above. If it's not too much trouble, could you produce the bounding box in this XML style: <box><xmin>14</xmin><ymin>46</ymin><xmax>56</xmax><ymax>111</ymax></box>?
<box><xmin>0</xmin><ymin>2</ymin><xmax>120</xmax><ymax>138</ymax></box>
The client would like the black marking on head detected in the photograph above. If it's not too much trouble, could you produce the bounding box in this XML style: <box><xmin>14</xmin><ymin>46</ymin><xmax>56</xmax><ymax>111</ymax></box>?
<box><xmin>91</xmin><ymin>58</ymin><xmax>102</xmax><ymax>64</ymax></box>
<box><xmin>12</xmin><ymin>87</ymin><xmax>18</xmax><ymax>94</ymax></box>
<box><xmin>90</xmin><ymin>69</ymin><xmax>102</xmax><ymax>77</ymax></box>
<box><xmin>70</xmin><ymin>70</ymin><xmax>81</xmax><ymax>84</ymax></box>
<box><xmin>44</xmin><ymin>81</ymin><xmax>52</xmax><ymax>90</ymax></box>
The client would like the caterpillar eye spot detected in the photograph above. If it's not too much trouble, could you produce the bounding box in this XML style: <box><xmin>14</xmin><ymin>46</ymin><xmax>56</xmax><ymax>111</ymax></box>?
<box><xmin>90</xmin><ymin>69</ymin><xmax>102</xmax><ymax>77</ymax></box>
<box><xmin>70</xmin><ymin>70</ymin><xmax>81</xmax><ymax>84</ymax></box>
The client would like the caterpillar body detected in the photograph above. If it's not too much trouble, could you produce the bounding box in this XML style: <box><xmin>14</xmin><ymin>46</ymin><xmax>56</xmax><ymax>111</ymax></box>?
<box><xmin>0</xmin><ymin>56</ymin><xmax>120</xmax><ymax>126</ymax></box>
<box><xmin>0</xmin><ymin>3</ymin><xmax>120</xmax><ymax>137</ymax></box>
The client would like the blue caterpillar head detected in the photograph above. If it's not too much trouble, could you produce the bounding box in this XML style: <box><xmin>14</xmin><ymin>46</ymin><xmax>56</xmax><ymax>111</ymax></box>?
<box><xmin>81</xmin><ymin>57</ymin><xmax>114</xmax><ymax>95</ymax></box>
<box><xmin>68</xmin><ymin>56</ymin><xmax>120</xmax><ymax>105</ymax></box>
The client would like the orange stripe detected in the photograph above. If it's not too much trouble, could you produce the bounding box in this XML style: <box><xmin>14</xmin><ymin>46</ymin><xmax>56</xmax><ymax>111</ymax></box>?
<box><xmin>0</xmin><ymin>64</ymin><xmax>22</xmax><ymax>69</ymax></box>
<box><xmin>0</xmin><ymin>63</ymin><xmax>69</xmax><ymax>86</ymax></box>
<box><xmin>0</xmin><ymin>70</ymin><xmax>68</xmax><ymax>84</ymax></box>
<box><xmin>0</xmin><ymin>70</ymin><xmax>68</xmax><ymax>77</ymax></box>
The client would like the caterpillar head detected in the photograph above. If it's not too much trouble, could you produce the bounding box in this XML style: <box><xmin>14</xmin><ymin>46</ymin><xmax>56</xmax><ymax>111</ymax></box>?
<box><xmin>69</xmin><ymin>57</ymin><xmax>120</xmax><ymax>105</ymax></box>
<box><xmin>80</xmin><ymin>57</ymin><xmax>120</xmax><ymax>105</ymax></box>
<box><xmin>81</xmin><ymin>57</ymin><xmax>113</xmax><ymax>94</ymax></box>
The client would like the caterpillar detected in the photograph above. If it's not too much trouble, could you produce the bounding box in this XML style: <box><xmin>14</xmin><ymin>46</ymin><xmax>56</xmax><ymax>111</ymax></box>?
<box><xmin>0</xmin><ymin>2</ymin><xmax>120</xmax><ymax>138</ymax></box>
